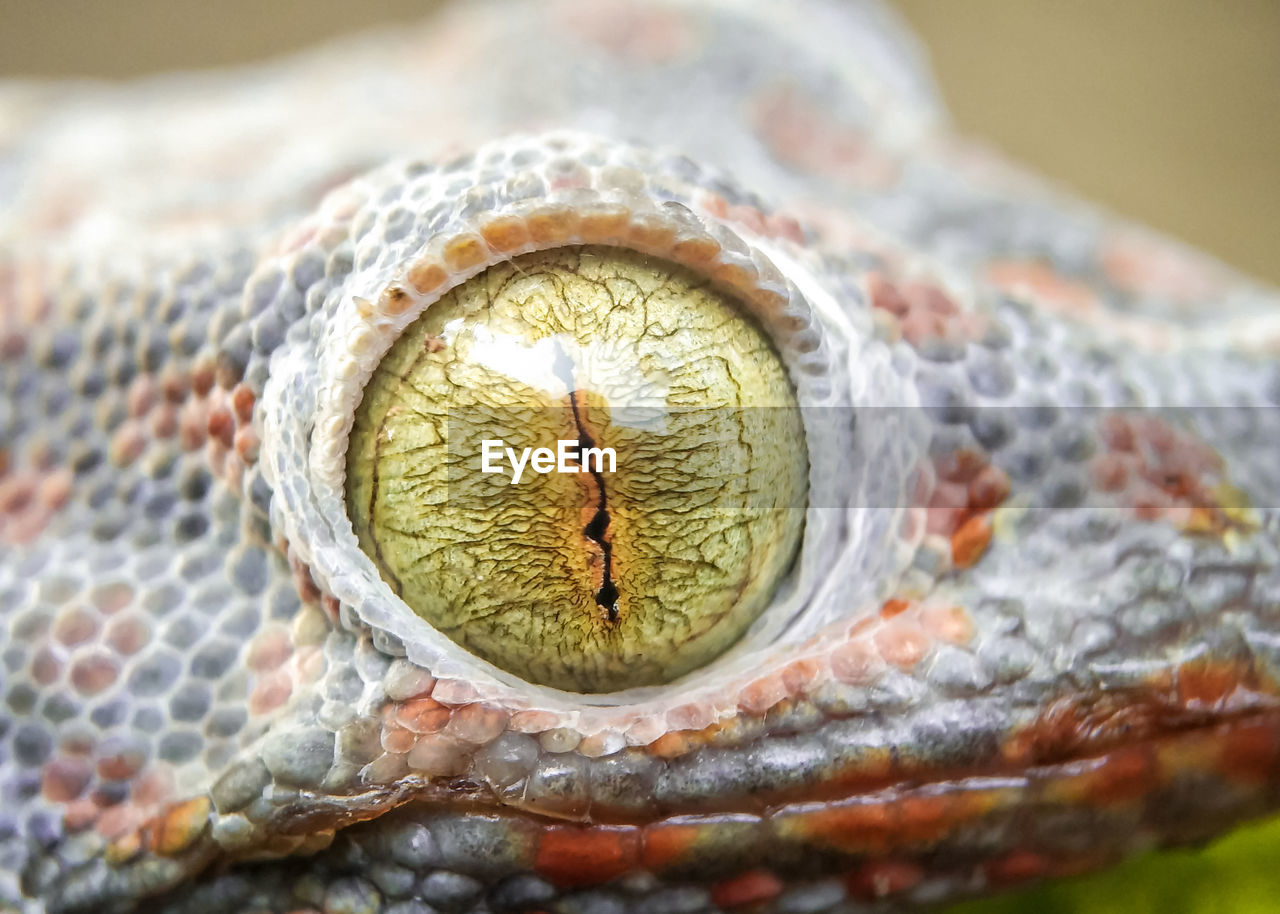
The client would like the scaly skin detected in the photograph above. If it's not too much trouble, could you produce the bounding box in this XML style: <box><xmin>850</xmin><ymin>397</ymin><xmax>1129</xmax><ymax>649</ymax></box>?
<box><xmin>2</xmin><ymin>1</ymin><xmax>1280</xmax><ymax>912</ymax></box>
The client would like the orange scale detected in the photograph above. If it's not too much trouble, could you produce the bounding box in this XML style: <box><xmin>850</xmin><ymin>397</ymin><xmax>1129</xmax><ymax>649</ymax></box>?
<box><xmin>639</xmin><ymin>820</ymin><xmax>703</xmax><ymax>871</ymax></box>
<box><xmin>779</xmin><ymin>797</ymin><xmax>896</xmax><ymax>855</ymax></box>
<box><xmin>879</xmin><ymin>598</ymin><xmax>912</xmax><ymax>620</ymax></box>
<box><xmin>206</xmin><ymin>405</ymin><xmax>234</xmax><ymax>449</ymax></box>
<box><xmin>405</xmin><ymin>735</ymin><xmax>469</xmax><ymax>776</ymax></box>
<box><xmin>919</xmin><ymin>605</ymin><xmax>975</xmax><ymax>647</ymax></box>
<box><xmin>395</xmin><ymin>698</ymin><xmax>451</xmax><ymax>735</ymax></box>
<box><xmin>576</xmin><ymin>204</ymin><xmax>631</xmax><ymax>241</ymax></box>
<box><xmin>42</xmin><ymin>757</ymin><xmax>92</xmax><ymax>803</ymax></box>
<box><xmin>234</xmin><ymin>427</ymin><xmax>260</xmax><ymax>463</ymax></box>
<box><xmin>670</xmin><ymin>234</ymin><xmax>722</xmax><ymax>267</ymax></box>
<box><xmin>895</xmin><ymin>790</ymin><xmax>1001</xmax><ymax>846</ymax></box>
<box><xmin>509</xmin><ymin>709</ymin><xmax>562</xmax><ymax>733</ymax></box>
<box><xmin>874</xmin><ymin>620</ymin><xmax>931</xmax><ymax>670</ymax></box>
<box><xmin>246</xmin><ymin>627</ymin><xmax>293</xmax><ymax>673</ymax></box>
<box><xmin>69</xmin><ymin>650</ymin><xmax>120</xmax><ymax>696</ymax></box>
<box><xmin>666</xmin><ymin>702</ymin><xmax>716</xmax><ymax>732</ymax></box>
<box><xmin>626</xmin><ymin>215</ymin><xmax>677</xmax><ymax>252</ymax></box>
<box><xmin>178</xmin><ymin>403</ymin><xmax>208</xmax><ymax>451</ymax></box>
<box><xmin>159</xmin><ymin>367</ymin><xmax>190</xmax><ymax>404</ymax></box>
<box><xmin>950</xmin><ymin>514</ymin><xmax>992</xmax><ymax>569</ymax></box>
<box><xmin>107</xmin><ymin>423</ymin><xmax>146</xmax><ymax>466</ymax></box>
<box><xmin>62</xmin><ymin>797</ymin><xmax>101</xmax><ymax>832</ymax></box>
<box><xmin>737</xmin><ymin>673</ymin><xmax>789</xmax><ymax>716</ymax></box>
<box><xmin>781</xmin><ymin>657</ymin><xmax>822</xmax><ymax>697</ymax></box>
<box><xmin>711</xmin><ymin>870</ymin><xmax>784</xmax><ymax>909</ymax></box>
<box><xmin>577</xmin><ymin>732</ymin><xmax>620</xmax><ymax>758</ymax></box>
<box><xmin>103</xmin><ymin>829</ymin><xmax>143</xmax><ymax>866</ymax></box>
<box><xmin>1101</xmin><ymin>234</ymin><xmax>1220</xmax><ymax>303</ymax></box>
<box><xmin>293</xmin><ymin>644</ymin><xmax>326</xmax><ymax>682</ymax></box>
<box><xmin>191</xmin><ymin>361</ymin><xmax>216</xmax><ymax>398</ymax></box>
<box><xmin>749</xmin><ymin>287</ymin><xmax>791</xmax><ymax>316</ymax></box>
<box><xmin>649</xmin><ymin>730</ymin><xmax>701</xmax><ymax>760</ymax></box>
<box><xmin>97</xmin><ymin>803</ymin><xmax>145</xmax><ymax>842</ymax></box>
<box><xmin>535</xmin><ymin>824</ymin><xmax>641</xmax><ymax>887</ymax></box>
<box><xmin>711</xmin><ymin>259</ymin><xmax>759</xmax><ymax>292</ymax></box>
<box><xmin>525</xmin><ymin>206</ymin><xmax>581</xmax><ymax>244</ymax></box>
<box><xmin>479</xmin><ymin>216</ymin><xmax>532</xmax><ymax>253</ymax></box>
<box><xmin>52</xmin><ymin>606</ymin><xmax>99</xmax><ymax>647</ymax></box>
<box><xmin>868</xmin><ymin>274</ymin><xmax>910</xmax><ymax>317</ymax></box>
<box><xmin>126</xmin><ymin>377</ymin><xmax>156</xmax><ymax>419</ymax></box>
<box><xmin>406</xmin><ymin>261</ymin><xmax>447</xmax><ymax>297</ymax></box>
<box><xmin>5</xmin><ymin>508</ymin><xmax>50</xmax><ymax>546</ymax></box>
<box><xmin>968</xmin><ymin>465</ymin><xmax>1011</xmax><ymax>511</ymax></box>
<box><xmin>149</xmin><ymin>796</ymin><xmax>211</xmax><ymax>857</ymax></box>
<box><xmin>1175</xmin><ymin>657</ymin><xmax>1246</xmax><ymax>709</ymax></box>
<box><xmin>248</xmin><ymin>669</ymin><xmax>292</xmax><ymax>715</ymax></box>
<box><xmin>831</xmin><ymin>638</ymin><xmax>884</xmax><ymax>687</ymax></box>
<box><xmin>38</xmin><ymin>468</ymin><xmax>73</xmax><ymax>512</ymax></box>
<box><xmin>985</xmin><ymin>261</ymin><xmax>1098</xmax><ymax>316</ymax></box>
<box><xmin>97</xmin><ymin>746</ymin><xmax>146</xmax><ymax>781</ymax></box>
<box><xmin>131</xmin><ymin>767</ymin><xmax>175</xmax><ymax>808</ymax></box>
<box><xmin>826</xmin><ymin>745</ymin><xmax>894</xmax><ymax>789</ymax></box>
<box><xmin>442</xmin><ymin>234</ymin><xmax>489</xmax><ymax>272</ymax></box>
<box><xmin>445</xmin><ymin>704</ymin><xmax>509</xmax><ymax>744</ymax></box>
<box><xmin>231</xmin><ymin>384</ymin><xmax>255</xmax><ymax>423</ymax></box>
<box><xmin>432</xmin><ymin>678</ymin><xmax>483</xmax><ymax>705</ymax></box>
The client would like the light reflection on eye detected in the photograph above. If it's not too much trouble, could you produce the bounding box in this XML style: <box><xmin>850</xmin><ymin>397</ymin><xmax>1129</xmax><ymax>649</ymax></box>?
<box><xmin>344</xmin><ymin>244</ymin><xmax>808</xmax><ymax>692</ymax></box>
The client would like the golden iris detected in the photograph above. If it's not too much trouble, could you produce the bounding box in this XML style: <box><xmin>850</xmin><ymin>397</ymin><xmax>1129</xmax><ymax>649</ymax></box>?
<box><xmin>346</xmin><ymin>246</ymin><xmax>806</xmax><ymax>692</ymax></box>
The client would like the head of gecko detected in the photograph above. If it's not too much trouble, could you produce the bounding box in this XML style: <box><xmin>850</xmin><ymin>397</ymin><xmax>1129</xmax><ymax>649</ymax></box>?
<box><xmin>3</xmin><ymin>2</ymin><xmax>1280</xmax><ymax>913</ymax></box>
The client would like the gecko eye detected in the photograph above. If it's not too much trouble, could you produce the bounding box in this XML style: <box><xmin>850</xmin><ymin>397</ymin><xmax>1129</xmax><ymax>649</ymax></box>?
<box><xmin>344</xmin><ymin>246</ymin><xmax>807</xmax><ymax>692</ymax></box>
<box><xmin>265</xmin><ymin>133</ymin><xmax>920</xmax><ymax>707</ymax></box>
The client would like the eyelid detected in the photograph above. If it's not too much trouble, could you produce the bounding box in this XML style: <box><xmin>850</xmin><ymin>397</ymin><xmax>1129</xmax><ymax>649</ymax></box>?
<box><xmin>258</xmin><ymin>132</ymin><xmax>930</xmax><ymax>729</ymax></box>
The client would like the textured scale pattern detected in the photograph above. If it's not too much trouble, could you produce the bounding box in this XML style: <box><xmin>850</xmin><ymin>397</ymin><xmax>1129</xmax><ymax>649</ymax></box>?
<box><xmin>2</xmin><ymin>1</ymin><xmax>1280</xmax><ymax>912</ymax></box>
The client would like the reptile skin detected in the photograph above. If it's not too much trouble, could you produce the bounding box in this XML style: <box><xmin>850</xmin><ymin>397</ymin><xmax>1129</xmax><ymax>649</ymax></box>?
<box><xmin>3</xmin><ymin>1</ymin><xmax>1280</xmax><ymax>912</ymax></box>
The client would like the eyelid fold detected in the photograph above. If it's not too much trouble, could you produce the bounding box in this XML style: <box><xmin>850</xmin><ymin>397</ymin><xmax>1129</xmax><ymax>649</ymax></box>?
<box><xmin>259</xmin><ymin>132</ymin><xmax>932</xmax><ymax>732</ymax></box>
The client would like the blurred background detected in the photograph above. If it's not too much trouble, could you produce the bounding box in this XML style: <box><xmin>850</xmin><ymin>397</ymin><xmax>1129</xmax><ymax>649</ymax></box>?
<box><xmin>1</xmin><ymin>0</ymin><xmax>1276</xmax><ymax>284</ymax></box>
<box><xmin>2</xmin><ymin>2</ymin><xmax>1278</xmax><ymax>912</ymax></box>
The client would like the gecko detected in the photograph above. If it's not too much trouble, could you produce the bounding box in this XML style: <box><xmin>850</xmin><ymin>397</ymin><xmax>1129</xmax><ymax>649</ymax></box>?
<box><xmin>2</xmin><ymin>1</ymin><xmax>1280</xmax><ymax>912</ymax></box>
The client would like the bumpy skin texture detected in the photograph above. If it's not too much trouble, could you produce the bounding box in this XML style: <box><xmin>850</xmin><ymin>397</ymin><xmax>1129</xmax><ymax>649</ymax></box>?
<box><xmin>2</xmin><ymin>1</ymin><xmax>1280</xmax><ymax>913</ymax></box>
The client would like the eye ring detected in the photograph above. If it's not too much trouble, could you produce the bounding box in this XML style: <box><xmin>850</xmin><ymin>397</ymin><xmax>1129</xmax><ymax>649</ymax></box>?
<box><xmin>259</xmin><ymin>132</ymin><xmax>929</xmax><ymax>725</ymax></box>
